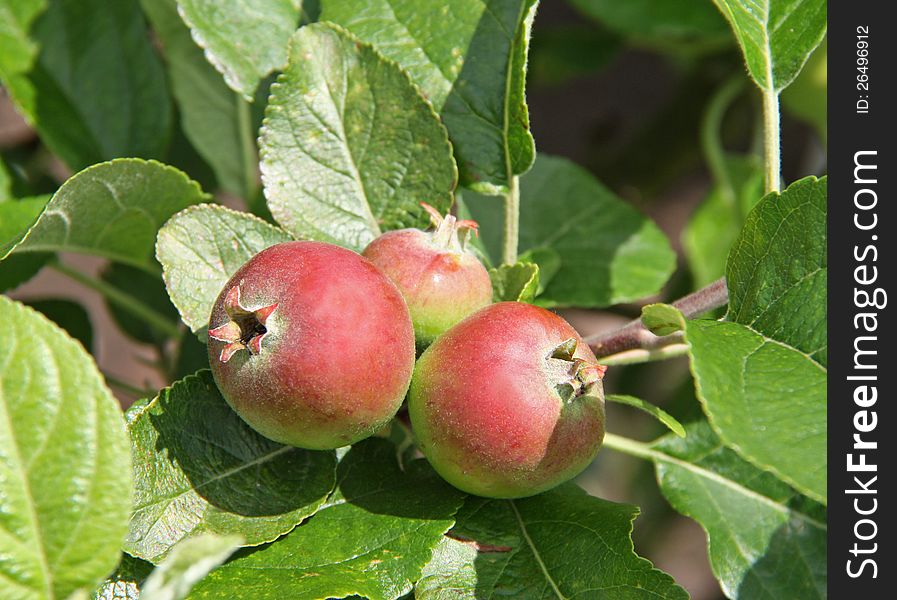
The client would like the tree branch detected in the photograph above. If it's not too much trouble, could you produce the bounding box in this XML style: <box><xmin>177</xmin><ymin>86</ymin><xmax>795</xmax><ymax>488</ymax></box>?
<box><xmin>585</xmin><ymin>277</ymin><xmax>728</xmax><ymax>359</ymax></box>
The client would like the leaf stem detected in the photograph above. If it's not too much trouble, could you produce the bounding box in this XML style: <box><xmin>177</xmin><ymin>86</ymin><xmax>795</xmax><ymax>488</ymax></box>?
<box><xmin>600</xmin><ymin>343</ymin><xmax>690</xmax><ymax>366</ymax></box>
<box><xmin>502</xmin><ymin>175</ymin><xmax>520</xmax><ymax>265</ymax></box>
<box><xmin>50</xmin><ymin>261</ymin><xmax>182</xmax><ymax>340</ymax></box>
<box><xmin>701</xmin><ymin>77</ymin><xmax>745</xmax><ymax>204</ymax></box>
<box><xmin>602</xmin><ymin>433</ymin><xmax>659</xmax><ymax>462</ymax></box>
<box><xmin>585</xmin><ymin>277</ymin><xmax>728</xmax><ymax>358</ymax></box>
<box><xmin>762</xmin><ymin>88</ymin><xmax>781</xmax><ymax>193</ymax></box>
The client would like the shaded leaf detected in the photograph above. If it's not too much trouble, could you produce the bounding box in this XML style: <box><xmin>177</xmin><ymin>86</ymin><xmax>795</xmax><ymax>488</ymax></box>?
<box><xmin>260</xmin><ymin>23</ymin><xmax>456</xmax><ymax>251</ymax></box>
<box><xmin>571</xmin><ymin>0</ymin><xmax>729</xmax><ymax>39</ymax></box>
<box><xmin>188</xmin><ymin>439</ymin><xmax>465</xmax><ymax>600</ymax></box>
<box><xmin>141</xmin><ymin>533</ymin><xmax>242</xmax><ymax>600</ymax></box>
<box><xmin>685</xmin><ymin>319</ymin><xmax>826</xmax><ymax>503</ymax></box>
<box><xmin>25</xmin><ymin>298</ymin><xmax>93</xmax><ymax>352</ymax></box>
<box><xmin>176</xmin><ymin>0</ymin><xmax>305</xmax><ymax>99</ymax></box>
<box><xmin>417</xmin><ymin>485</ymin><xmax>688</xmax><ymax>599</ymax></box>
<box><xmin>1</xmin><ymin>159</ymin><xmax>208</xmax><ymax>269</ymax></box>
<box><xmin>727</xmin><ymin>176</ymin><xmax>826</xmax><ymax>366</ymax></box>
<box><xmin>0</xmin><ymin>296</ymin><xmax>133</xmax><ymax>600</ymax></box>
<box><xmin>0</xmin><ymin>195</ymin><xmax>50</xmax><ymax>291</ymax></box>
<box><xmin>0</xmin><ymin>0</ymin><xmax>171</xmax><ymax>170</ymax></box>
<box><xmin>489</xmin><ymin>261</ymin><xmax>539</xmax><ymax>302</ymax></box>
<box><xmin>606</xmin><ymin>394</ymin><xmax>685</xmax><ymax>437</ymax></box>
<box><xmin>125</xmin><ymin>371</ymin><xmax>336</xmax><ymax>563</ymax></box>
<box><xmin>324</xmin><ymin>0</ymin><xmax>537</xmax><ymax>193</ymax></box>
<box><xmin>712</xmin><ymin>0</ymin><xmax>826</xmax><ymax>91</ymax></box>
<box><xmin>93</xmin><ymin>555</ymin><xmax>153</xmax><ymax>600</ymax></box>
<box><xmin>651</xmin><ymin>420</ymin><xmax>826</xmax><ymax>598</ymax></box>
<box><xmin>155</xmin><ymin>204</ymin><xmax>292</xmax><ymax>333</ymax></box>
<box><xmin>102</xmin><ymin>263</ymin><xmax>179</xmax><ymax>345</ymax></box>
<box><xmin>465</xmin><ymin>155</ymin><xmax>676</xmax><ymax>307</ymax></box>
<box><xmin>141</xmin><ymin>0</ymin><xmax>257</xmax><ymax>197</ymax></box>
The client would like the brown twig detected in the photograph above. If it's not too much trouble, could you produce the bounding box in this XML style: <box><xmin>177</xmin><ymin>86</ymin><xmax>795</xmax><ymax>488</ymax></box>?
<box><xmin>585</xmin><ymin>277</ymin><xmax>729</xmax><ymax>359</ymax></box>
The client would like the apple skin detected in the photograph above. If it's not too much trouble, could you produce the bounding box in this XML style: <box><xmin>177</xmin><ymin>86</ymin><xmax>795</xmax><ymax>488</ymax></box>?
<box><xmin>207</xmin><ymin>241</ymin><xmax>415</xmax><ymax>449</ymax></box>
<box><xmin>362</xmin><ymin>211</ymin><xmax>492</xmax><ymax>352</ymax></box>
<box><xmin>408</xmin><ymin>302</ymin><xmax>606</xmax><ymax>498</ymax></box>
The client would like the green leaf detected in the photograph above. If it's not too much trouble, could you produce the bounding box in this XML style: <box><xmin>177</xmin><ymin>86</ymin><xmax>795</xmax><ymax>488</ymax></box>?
<box><xmin>0</xmin><ymin>0</ymin><xmax>171</xmax><ymax>170</ymax></box>
<box><xmin>155</xmin><ymin>204</ymin><xmax>292</xmax><ymax>333</ymax></box>
<box><xmin>141</xmin><ymin>533</ymin><xmax>242</xmax><ymax>600</ymax></box>
<box><xmin>518</xmin><ymin>246</ymin><xmax>560</xmax><ymax>294</ymax></box>
<box><xmin>685</xmin><ymin>319</ymin><xmax>826</xmax><ymax>503</ymax></box>
<box><xmin>0</xmin><ymin>195</ymin><xmax>51</xmax><ymax>292</ymax></box>
<box><xmin>651</xmin><ymin>420</ymin><xmax>826</xmax><ymax>598</ymax></box>
<box><xmin>570</xmin><ymin>0</ymin><xmax>728</xmax><ymax>39</ymax></box>
<box><xmin>606</xmin><ymin>394</ymin><xmax>685</xmax><ymax>437</ymax></box>
<box><xmin>323</xmin><ymin>0</ymin><xmax>538</xmax><ymax>193</ymax></box>
<box><xmin>727</xmin><ymin>176</ymin><xmax>826</xmax><ymax>366</ymax></box>
<box><xmin>682</xmin><ymin>155</ymin><xmax>763</xmax><ymax>288</ymax></box>
<box><xmin>125</xmin><ymin>371</ymin><xmax>336</xmax><ymax>564</ymax></box>
<box><xmin>25</xmin><ymin>299</ymin><xmax>93</xmax><ymax>352</ymax></box>
<box><xmin>102</xmin><ymin>264</ymin><xmax>179</xmax><ymax>345</ymax></box>
<box><xmin>93</xmin><ymin>555</ymin><xmax>153</xmax><ymax>600</ymax></box>
<box><xmin>465</xmin><ymin>155</ymin><xmax>676</xmax><ymax>307</ymax></box>
<box><xmin>188</xmin><ymin>439</ymin><xmax>465</xmax><ymax>600</ymax></box>
<box><xmin>489</xmin><ymin>261</ymin><xmax>539</xmax><ymax>302</ymax></box>
<box><xmin>175</xmin><ymin>0</ymin><xmax>304</xmax><ymax>99</ymax></box>
<box><xmin>0</xmin><ymin>0</ymin><xmax>46</xmax><ymax>85</ymax></box>
<box><xmin>140</xmin><ymin>0</ymin><xmax>257</xmax><ymax>198</ymax></box>
<box><xmin>1</xmin><ymin>159</ymin><xmax>208</xmax><ymax>269</ymax></box>
<box><xmin>259</xmin><ymin>22</ymin><xmax>456</xmax><ymax>251</ymax></box>
<box><xmin>641</xmin><ymin>303</ymin><xmax>685</xmax><ymax>336</ymax></box>
<box><xmin>417</xmin><ymin>485</ymin><xmax>688</xmax><ymax>599</ymax></box>
<box><xmin>712</xmin><ymin>0</ymin><xmax>826</xmax><ymax>92</ymax></box>
<box><xmin>0</xmin><ymin>296</ymin><xmax>133</xmax><ymax>600</ymax></box>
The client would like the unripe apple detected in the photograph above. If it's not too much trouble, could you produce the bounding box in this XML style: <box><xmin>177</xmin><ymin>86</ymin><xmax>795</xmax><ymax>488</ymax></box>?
<box><xmin>408</xmin><ymin>302</ymin><xmax>606</xmax><ymax>498</ymax></box>
<box><xmin>207</xmin><ymin>241</ymin><xmax>415</xmax><ymax>449</ymax></box>
<box><xmin>362</xmin><ymin>203</ymin><xmax>492</xmax><ymax>351</ymax></box>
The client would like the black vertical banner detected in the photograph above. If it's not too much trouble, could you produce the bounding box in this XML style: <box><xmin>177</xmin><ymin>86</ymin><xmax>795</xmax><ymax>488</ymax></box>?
<box><xmin>829</xmin><ymin>1</ymin><xmax>895</xmax><ymax>595</ymax></box>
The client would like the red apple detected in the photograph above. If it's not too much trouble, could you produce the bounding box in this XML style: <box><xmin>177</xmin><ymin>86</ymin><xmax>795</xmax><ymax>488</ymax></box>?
<box><xmin>408</xmin><ymin>302</ymin><xmax>606</xmax><ymax>498</ymax></box>
<box><xmin>362</xmin><ymin>204</ymin><xmax>492</xmax><ymax>351</ymax></box>
<box><xmin>207</xmin><ymin>241</ymin><xmax>415</xmax><ymax>449</ymax></box>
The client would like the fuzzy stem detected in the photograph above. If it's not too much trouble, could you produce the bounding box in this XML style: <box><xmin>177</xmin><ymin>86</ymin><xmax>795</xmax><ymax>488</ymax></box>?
<box><xmin>586</xmin><ymin>277</ymin><xmax>728</xmax><ymax>358</ymax></box>
<box><xmin>50</xmin><ymin>261</ymin><xmax>182</xmax><ymax>340</ymax></box>
<box><xmin>762</xmin><ymin>88</ymin><xmax>781</xmax><ymax>194</ymax></box>
<box><xmin>502</xmin><ymin>175</ymin><xmax>520</xmax><ymax>265</ymax></box>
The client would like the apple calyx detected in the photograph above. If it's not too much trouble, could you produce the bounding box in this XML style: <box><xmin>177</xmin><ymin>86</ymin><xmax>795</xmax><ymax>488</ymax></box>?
<box><xmin>546</xmin><ymin>337</ymin><xmax>607</xmax><ymax>402</ymax></box>
<box><xmin>420</xmin><ymin>202</ymin><xmax>478</xmax><ymax>252</ymax></box>
<box><xmin>208</xmin><ymin>285</ymin><xmax>278</xmax><ymax>363</ymax></box>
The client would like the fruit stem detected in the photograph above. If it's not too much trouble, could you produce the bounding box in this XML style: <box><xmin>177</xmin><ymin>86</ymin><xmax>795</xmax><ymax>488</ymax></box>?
<box><xmin>50</xmin><ymin>261</ymin><xmax>183</xmax><ymax>340</ymax></box>
<box><xmin>502</xmin><ymin>175</ymin><xmax>520</xmax><ymax>264</ymax></box>
<box><xmin>585</xmin><ymin>277</ymin><xmax>728</xmax><ymax>358</ymax></box>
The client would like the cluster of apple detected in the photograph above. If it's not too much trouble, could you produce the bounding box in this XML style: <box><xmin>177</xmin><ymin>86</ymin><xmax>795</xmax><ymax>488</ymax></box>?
<box><xmin>207</xmin><ymin>205</ymin><xmax>606</xmax><ymax>499</ymax></box>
